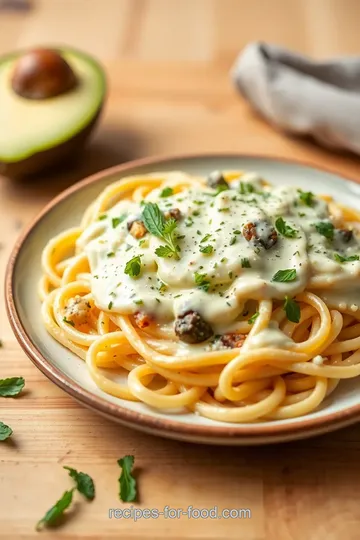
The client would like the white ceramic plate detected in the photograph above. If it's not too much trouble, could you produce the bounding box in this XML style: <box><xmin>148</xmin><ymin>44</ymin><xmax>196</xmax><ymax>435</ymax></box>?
<box><xmin>6</xmin><ymin>154</ymin><xmax>360</xmax><ymax>445</ymax></box>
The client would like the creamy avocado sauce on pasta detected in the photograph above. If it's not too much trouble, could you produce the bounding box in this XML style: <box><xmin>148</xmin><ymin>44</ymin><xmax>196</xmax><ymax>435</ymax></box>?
<box><xmin>77</xmin><ymin>171</ymin><xmax>360</xmax><ymax>336</ymax></box>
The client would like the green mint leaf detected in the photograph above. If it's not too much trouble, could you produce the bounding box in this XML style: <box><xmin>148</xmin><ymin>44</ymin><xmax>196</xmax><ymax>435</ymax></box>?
<box><xmin>142</xmin><ymin>204</ymin><xmax>179</xmax><ymax>259</ymax></box>
<box><xmin>142</xmin><ymin>202</ymin><xmax>165</xmax><ymax>238</ymax></box>
<box><xmin>0</xmin><ymin>421</ymin><xmax>12</xmax><ymax>441</ymax></box>
<box><xmin>124</xmin><ymin>255</ymin><xmax>142</xmax><ymax>278</ymax></box>
<box><xmin>194</xmin><ymin>272</ymin><xmax>210</xmax><ymax>292</ymax></box>
<box><xmin>239</xmin><ymin>182</ymin><xmax>255</xmax><ymax>195</ymax></box>
<box><xmin>200</xmin><ymin>245</ymin><xmax>213</xmax><ymax>255</ymax></box>
<box><xmin>241</xmin><ymin>258</ymin><xmax>251</xmax><ymax>268</ymax></box>
<box><xmin>63</xmin><ymin>466</ymin><xmax>95</xmax><ymax>501</ymax></box>
<box><xmin>118</xmin><ymin>455</ymin><xmax>137</xmax><ymax>502</ymax></box>
<box><xmin>298</xmin><ymin>190</ymin><xmax>314</xmax><ymax>207</ymax></box>
<box><xmin>215</xmin><ymin>183</ymin><xmax>229</xmax><ymax>195</ymax></box>
<box><xmin>334</xmin><ymin>253</ymin><xmax>360</xmax><ymax>263</ymax></box>
<box><xmin>275</xmin><ymin>217</ymin><xmax>298</xmax><ymax>238</ymax></box>
<box><xmin>315</xmin><ymin>221</ymin><xmax>334</xmax><ymax>240</ymax></box>
<box><xmin>272</xmin><ymin>269</ymin><xmax>297</xmax><ymax>282</ymax></box>
<box><xmin>162</xmin><ymin>218</ymin><xmax>177</xmax><ymax>236</ymax></box>
<box><xmin>162</xmin><ymin>219</ymin><xmax>180</xmax><ymax>259</ymax></box>
<box><xmin>112</xmin><ymin>215</ymin><xmax>127</xmax><ymax>229</ymax></box>
<box><xmin>248</xmin><ymin>312</ymin><xmax>259</xmax><ymax>325</ymax></box>
<box><xmin>160</xmin><ymin>187</ymin><xmax>174</xmax><ymax>198</ymax></box>
<box><xmin>155</xmin><ymin>245</ymin><xmax>174</xmax><ymax>258</ymax></box>
<box><xmin>63</xmin><ymin>317</ymin><xmax>75</xmax><ymax>327</ymax></box>
<box><xmin>0</xmin><ymin>376</ymin><xmax>25</xmax><ymax>397</ymax></box>
<box><xmin>36</xmin><ymin>489</ymin><xmax>74</xmax><ymax>530</ymax></box>
<box><xmin>284</xmin><ymin>296</ymin><xmax>300</xmax><ymax>323</ymax></box>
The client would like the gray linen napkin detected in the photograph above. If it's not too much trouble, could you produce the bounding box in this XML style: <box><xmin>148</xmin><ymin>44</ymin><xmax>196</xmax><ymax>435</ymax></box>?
<box><xmin>232</xmin><ymin>42</ymin><xmax>360</xmax><ymax>154</ymax></box>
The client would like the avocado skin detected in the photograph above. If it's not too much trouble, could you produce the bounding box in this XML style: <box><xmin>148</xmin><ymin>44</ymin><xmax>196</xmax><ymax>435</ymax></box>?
<box><xmin>0</xmin><ymin>108</ymin><xmax>102</xmax><ymax>178</ymax></box>
<box><xmin>0</xmin><ymin>47</ymin><xmax>106</xmax><ymax>178</ymax></box>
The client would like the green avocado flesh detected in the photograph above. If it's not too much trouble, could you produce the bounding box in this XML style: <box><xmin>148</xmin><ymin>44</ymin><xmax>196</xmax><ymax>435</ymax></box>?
<box><xmin>0</xmin><ymin>49</ymin><xmax>106</xmax><ymax>162</ymax></box>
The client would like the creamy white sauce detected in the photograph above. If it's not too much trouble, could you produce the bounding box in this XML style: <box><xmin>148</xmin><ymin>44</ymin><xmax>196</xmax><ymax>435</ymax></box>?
<box><xmin>77</xmin><ymin>171</ymin><xmax>360</xmax><ymax>341</ymax></box>
<box><xmin>246</xmin><ymin>322</ymin><xmax>294</xmax><ymax>350</ymax></box>
<box><xmin>313</xmin><ymin>355</ymin><xmax>326</xmax><ymax>365</ymax></box>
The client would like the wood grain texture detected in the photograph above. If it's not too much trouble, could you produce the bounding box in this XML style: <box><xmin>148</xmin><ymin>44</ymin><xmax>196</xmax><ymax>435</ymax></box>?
<box><xmin>2</xmin><ymin>1</ymin><xmax>360</xmax><ymax>538</ymax></box>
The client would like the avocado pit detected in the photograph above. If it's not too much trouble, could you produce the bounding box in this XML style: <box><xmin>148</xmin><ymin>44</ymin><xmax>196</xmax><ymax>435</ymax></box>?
<box><xmin>11</xmin><ymin>48</ymin><xmax>77</xmax><ymax>100</ymax></box>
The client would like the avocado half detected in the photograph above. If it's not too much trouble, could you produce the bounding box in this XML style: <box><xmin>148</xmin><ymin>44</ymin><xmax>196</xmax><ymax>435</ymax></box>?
<box><xmin>0</xmin><ymin>47</ymin><xmax>106</xmax><ymax>177</ymax></box>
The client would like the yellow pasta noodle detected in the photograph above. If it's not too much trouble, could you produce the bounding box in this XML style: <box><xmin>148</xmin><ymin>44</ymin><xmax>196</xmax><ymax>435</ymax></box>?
<box><xmin>39</xmin><ymin>170</ymin><xmax>360</xmax><ymax>423</ymax></box>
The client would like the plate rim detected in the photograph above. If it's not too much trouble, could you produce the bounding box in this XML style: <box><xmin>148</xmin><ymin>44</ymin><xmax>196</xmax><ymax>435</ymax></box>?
<box><xmin>6</xmin><ymin>151</ymin><xmax>360</xmax><ymax>443</ymax></box>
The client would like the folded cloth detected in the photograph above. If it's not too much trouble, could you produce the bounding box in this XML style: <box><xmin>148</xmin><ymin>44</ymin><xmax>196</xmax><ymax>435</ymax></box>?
<box><xmin>232</xmin><ymin>42</ymin><xmax>360</xmax><ymax>154</ymax></box>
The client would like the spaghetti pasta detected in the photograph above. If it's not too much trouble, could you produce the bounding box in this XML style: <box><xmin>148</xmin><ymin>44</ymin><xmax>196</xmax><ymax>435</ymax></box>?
<box><xmin>39</xmin><ymin>170</ymin><xmax>360</xmax><ymax>423</ymax></box>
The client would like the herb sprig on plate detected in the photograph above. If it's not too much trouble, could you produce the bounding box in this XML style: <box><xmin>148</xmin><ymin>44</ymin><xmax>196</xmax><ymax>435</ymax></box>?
<box><xmin>142</xmin><ymin>203</ymin><xmax>180</xmax><ymax>260</ymax></box>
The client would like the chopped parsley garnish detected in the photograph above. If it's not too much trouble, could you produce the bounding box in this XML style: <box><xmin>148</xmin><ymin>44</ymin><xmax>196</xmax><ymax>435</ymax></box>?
<box><xmin>298</xmin><ymin>190</ymin><xmax>315</xmax><ymax>207</ymax></box>
<box><xmin>98</xmin><ymin>214</ymin><xmax>107</xmax><ymax>221</ymax></box>
<box><xmin>220</xmin><ymin>257</ymin><xmax>227</xmax><ymax>263</ymax></box>
<box><xmin>194</xmin><ymin>200</ymin><xmax>204</xmax><ymax>205</ymax></box>
<box><xmin>193</xmin><ymin>210</ymin><xmax>200</xmax><ymax>217</ymax></box>
<box><xmin>134</xmin><ymin>299</ymin><xmax>143</xmax><ymax>305</ymax></box>
<box><xmin>158</xmin><ymin>281</ymin><xmax>167</xmax><ymax>293</ymax></box>
<box><xmin>194</xmin><ymin>272</ymin><xmax>210</xmax><ymax>292</ymax></box>
<box><xmin>118</xmin><ymin>455</ymin><xmax>137</xmax><ymax>503</ymax></box>
<box><xmin>142</xmin><ymin>203</ymin><xmax>180</xmax><ymax>260</ymax></box>
<box><xmin>334</xmin><ymin>253</ymin><xmax>359</xmax><ymax>263</ymax></box>
<box><xmin>160</xmin><ymin>187</ymin><xmax>174</xmax><ymax>198</ymax></box>
<box><xmin>63</xmin><ymin>317</ymin><xmax>75</xmax><ymax>327</ymax></box>
<box><xmin>124</xmin><ymin>255</ymin><xmax>142</xmax><ymax>278</ymax></box>
<box><xmin>218</xmin><ymin>207</ymin><xmax>229</xmax><ymax>212</ymax></box>
<box><xmin>229</xmin><ymin>236</ymin><xmax>236</xmax><ymax>246</ymax></box>
<box><xmin>200</xmin><ymin>234</ymin><xmax>212</xmax><ymax>243</ymax></box>
<box><xmin>0</xmin><ymin>421</ymin><xmax>12</xmax><ymax>441</ymax></box>
<box><xmin>234</xmin><ymin>229</ymin><xmax>241</xmax><ymax>235</ymax></box>
<box><xmin>284</xmin><ymin>296</ymin><xmax>300</xmax><ymax>323</ymax></box>
<box><xmin>275</xmin><ymin>217</ymin><xmax>298</xmax><ymax>238</ymax></box>
<box><xmin>0</xmin><ymin>377</ymin><xmax>25</xmax><ymax>397</ymax></box>
<box><xmin>315</xmin><ymin>221</ymin><xmax>334</xmax><ymax>240</ymax></box>
<box><xmin>107</xmin><ymin>251</ymin><xmax>115</xmax><ymax>258</ymax></box>
<box><xmin>108</xmin><ymin>301</ymin><xmax>113</xmax><ymax>310</ymax></box>
<box><xmin>241</xmin><ymin>258</ymin><xmax>251</xmax><ymax>268</ymax></box>
<box><xmin>112</xmin><ymin>215</ymin><xmax>127</xmax><ymax>229</ymax></box>
<box><xmin>63</xmin><ymin>466</ymin><xmax>95</xmax><ymax>501</ymax></box>
<box><xmin>239</xmin><ymin>182</ymin><xmax>255</xmax><ymax>195</ymax></box>
<box><xmin>200</xmin><ymin>245</ymin><xmax>214</xmax><ymax>255</ymax></box>
<box><xmin>272</xmin><ymin>269</ymin><xmax>297</xmax><ymax>282</ymax></box>
<box><xmin>248</xmin><ymin>312</ymin><xmax>259</xmax><ymax>325</ymax></box>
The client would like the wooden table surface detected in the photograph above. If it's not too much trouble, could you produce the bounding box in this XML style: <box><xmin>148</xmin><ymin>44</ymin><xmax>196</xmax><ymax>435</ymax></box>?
<box><xmin>2</xmin><ymin>1</ymin><xmax>360</xmax><ymax>538</ymax></box>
